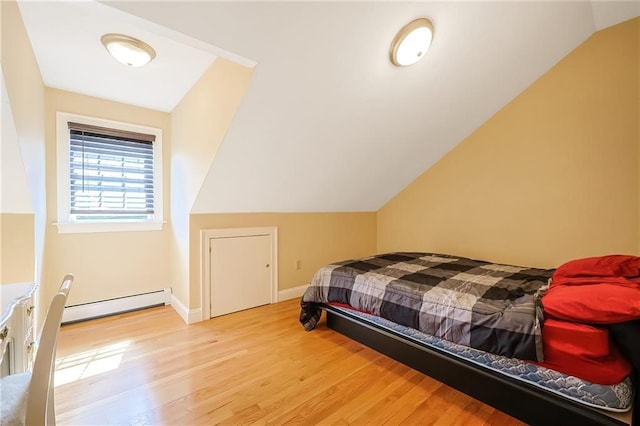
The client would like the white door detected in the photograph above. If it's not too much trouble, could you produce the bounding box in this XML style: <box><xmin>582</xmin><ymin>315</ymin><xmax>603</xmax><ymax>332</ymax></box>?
<box><xmin>210</xmin><ymin>234</ymin><xmax>272</xmax><ymax>317</ymax></box>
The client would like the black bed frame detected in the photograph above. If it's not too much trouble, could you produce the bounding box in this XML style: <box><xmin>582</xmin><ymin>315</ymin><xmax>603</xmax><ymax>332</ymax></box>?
<box><xmin>323</xmin><ymin>304</ymin><xmax>638</xmax><ymax>426</ymax></box>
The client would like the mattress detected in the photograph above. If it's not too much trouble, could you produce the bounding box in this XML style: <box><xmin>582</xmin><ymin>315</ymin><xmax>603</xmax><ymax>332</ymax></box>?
<box><xmin>330</xmin><ymin>305</ymin><xmax>633</xmax><ymax>412</ymax></box>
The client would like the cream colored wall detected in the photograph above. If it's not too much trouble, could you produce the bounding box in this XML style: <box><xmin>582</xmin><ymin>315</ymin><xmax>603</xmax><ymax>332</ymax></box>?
<box><xmin>170</xmin><ymin>58</ymin><xmax>253</xmax><ymax>309</ymax></box>
<box><xmin>1</xmin><ymin>0</ymin><xmax>46</xmax><ymax>323</ymax></box>
<box><xmin>190</xmin><ymin>212</ymin><xmax>377</xmax><ymax>306</ymax></box>
<box><xmin>378</xmin><ymin>17</ymin><xmax>640</xmax><ymax>268</ymax></box>
<box><xmin>1</xmin><ymin>214</ymin><xmax>34</xmax><ymax>284</ymax></box>
<box><xmin>44</xmin><ymin>88</ymin><xmax>172</xmax><ymax>305</ymax></box>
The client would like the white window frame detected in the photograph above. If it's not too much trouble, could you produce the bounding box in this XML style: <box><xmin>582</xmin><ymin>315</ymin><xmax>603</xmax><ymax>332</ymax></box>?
<box><xmin>56</xmin><ymin>112</ymin><xmax>163</xmax><ymax>233</ymax></box>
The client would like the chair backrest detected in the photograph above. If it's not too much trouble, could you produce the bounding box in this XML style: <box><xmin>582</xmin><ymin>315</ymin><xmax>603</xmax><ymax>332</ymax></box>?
<box><xmin>25</xmin><ymin>274</ymin><xmax>74</xmax><ymax>426</ymax></box>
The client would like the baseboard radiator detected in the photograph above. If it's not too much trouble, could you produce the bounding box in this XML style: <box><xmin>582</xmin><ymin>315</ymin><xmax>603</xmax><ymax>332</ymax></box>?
<box><xmin>62</xmin><ymin>289</ymin><xmax>171</xmax><ymax>324</ymax></box>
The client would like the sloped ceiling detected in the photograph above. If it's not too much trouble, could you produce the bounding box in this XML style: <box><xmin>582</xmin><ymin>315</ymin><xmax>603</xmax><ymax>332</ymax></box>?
<box><xmin>19</xmin><ymin>1</ymin><xmax>640</xmax><ymax>213</ymax></box>
<box><xmin>16</xmin><ymin>1</ymin><xmax>236</xmax><ymax>112</ymax></box>
<box><xmin>108</xmin><ymin>1</ymin><xmax>637</xmax><ymax>213</ymax></box>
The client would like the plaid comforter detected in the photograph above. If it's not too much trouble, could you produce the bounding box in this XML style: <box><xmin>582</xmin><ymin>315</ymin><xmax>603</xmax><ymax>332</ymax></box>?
<box><xmin>300</xmin><ymin>253</ymin><xmax>553</xmax><ymax>361</ymax></box>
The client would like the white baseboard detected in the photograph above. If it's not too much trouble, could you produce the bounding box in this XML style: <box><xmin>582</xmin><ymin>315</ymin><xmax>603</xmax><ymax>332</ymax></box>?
<box><xmin>277</xmin><ymin>284</ymin><xmax>308</xmax><ymax>302</ymax></box>
<box><xmin>171</xmin><ymin>285</ymin><xmax>307</xmax><ymax>325</ymax></box>
<box><xmin>170</xmin><ymin>295</ymin><xmax>201</xmax><ymax>325</ymax></box>
<box><xmin>189</xmin><ymin>308</ymin><xmax>202</xmax><ymax>324</ymax></box>
<box><xmin>62</xmin><ymin>289</ymin><xmax>171</xmax><ymax>323</ymax></box>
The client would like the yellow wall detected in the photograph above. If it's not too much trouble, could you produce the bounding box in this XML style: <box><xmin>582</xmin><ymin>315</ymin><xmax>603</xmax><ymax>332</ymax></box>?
<box><xmin>170</xmin><ymin>58</ymin><xmax>254</xmax><ymax>309</ymax></box>
<box><xmin>378</xmin><ymin>17</ymin><xmax>640</xmax><ymax>268</ymax></box>
<box><xmin>43</xmin><ymin>88</ymin><xmax>172</xmax><ymax>305</ymax></box>
<box><xmin>1</xmin><ymin>0</ymin><xmax>46</xmax><ymax>323</ymax></box>
<box><xmin>190</xmin><ymin>212</ymin><xmax>377</xmax><ymax>306</ymax></box>
<box><xmin>0</xmin><ymin>214</ymin><xmax>34</xmax><ymax>284</ymax></box>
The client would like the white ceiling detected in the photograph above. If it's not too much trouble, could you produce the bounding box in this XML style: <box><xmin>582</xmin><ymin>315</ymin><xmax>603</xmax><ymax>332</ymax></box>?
<box><xmin>16</xmin><ymin>1</ymin><xmax>250</xmax><ymax>112</ymax></box>
<box><xmin>591</xmin><ymin>0</ymin><xmax>640</xmax><ymax>29</ymax></box>
<box><xmin>16</xmin><ymin>1</ymin><xmax>639</xmax><ymax>212</ymax></box>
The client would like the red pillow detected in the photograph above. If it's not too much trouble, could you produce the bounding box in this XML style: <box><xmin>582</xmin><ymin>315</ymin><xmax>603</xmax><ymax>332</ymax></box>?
<box><xmin>552</xmin><ymin>255</ymin><xmax>640</xmax><ymax>286</ymax></box>
<box><xmin>545</xmin><ymin>255</ymin><xmax>640</xmax><ymax>323</ymax></box>
<box><xmin>542</xmin><ymin>283</ymin><xmax>640</xmax><ymax>324</ymax></box>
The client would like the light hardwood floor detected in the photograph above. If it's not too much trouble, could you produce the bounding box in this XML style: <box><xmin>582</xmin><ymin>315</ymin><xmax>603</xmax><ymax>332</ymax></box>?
<box><xmin>55</xmin><ymin>299</ymin><xmax>523</xmax><ymax>425</ymax></box>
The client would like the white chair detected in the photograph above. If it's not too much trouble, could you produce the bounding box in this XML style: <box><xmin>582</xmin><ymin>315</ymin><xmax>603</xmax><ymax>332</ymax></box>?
<box><xmin>0</xmin><ymin>274</ymin><xmax>74</xmax><ymax>426</ymax></box>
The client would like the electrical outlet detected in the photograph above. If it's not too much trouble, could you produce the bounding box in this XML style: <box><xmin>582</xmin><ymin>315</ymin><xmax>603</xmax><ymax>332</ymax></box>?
<box><xmin>295</xmin><ymin>260</ymin><xmax>301</xmax><ymax>270</ymax></box>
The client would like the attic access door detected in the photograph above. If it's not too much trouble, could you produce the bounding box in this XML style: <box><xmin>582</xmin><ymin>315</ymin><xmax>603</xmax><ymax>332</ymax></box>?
<box><xmin>202</xmin><ymin>227</ymin><xmax>277</xmax><ymax>319</ymax></box>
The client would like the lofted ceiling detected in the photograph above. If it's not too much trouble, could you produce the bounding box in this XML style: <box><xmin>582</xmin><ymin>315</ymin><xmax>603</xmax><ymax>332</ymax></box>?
<box><xmin>16</xmin><ymin>1</ymin><xmax>640</xmax><ymax>213</ymax></box>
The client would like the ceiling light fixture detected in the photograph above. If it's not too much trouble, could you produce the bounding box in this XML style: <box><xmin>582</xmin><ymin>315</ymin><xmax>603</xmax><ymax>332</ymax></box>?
<box><xmin>101</xmin><ymin>33</ymin><xmax>156</xmax><ymax>68</ymax></box>
<box><xmin>389</xmin><ymin>18</ymin><xmax>434</xmax><ymax>67</ymax></box>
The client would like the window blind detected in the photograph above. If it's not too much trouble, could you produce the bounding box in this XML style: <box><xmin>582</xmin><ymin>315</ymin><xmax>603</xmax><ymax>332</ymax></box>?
<box><xmin>68</xmin><ymin>122</ymin><xmax>155</xmax><ymax>217</ymax></box>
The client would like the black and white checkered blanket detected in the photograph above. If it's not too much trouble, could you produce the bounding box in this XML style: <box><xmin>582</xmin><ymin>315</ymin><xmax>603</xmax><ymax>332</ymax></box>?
<box><xmin>300</xmin><ymin>252</ymin><xmax>553</xmax><ymax>361</ymax></box>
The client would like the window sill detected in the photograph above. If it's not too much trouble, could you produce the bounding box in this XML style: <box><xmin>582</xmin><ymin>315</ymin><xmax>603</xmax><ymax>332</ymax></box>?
<box><xmin>55</xmin><ymin>221</ymin><xmax>164</xmax><ymax>234</ymax></box>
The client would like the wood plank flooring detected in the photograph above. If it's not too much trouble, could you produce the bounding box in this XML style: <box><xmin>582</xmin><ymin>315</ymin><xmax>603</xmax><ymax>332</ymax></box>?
<box><xmin>55</xmin><ymin>299</ymin><xmax>523</xmax><ymax>425</ymax></box>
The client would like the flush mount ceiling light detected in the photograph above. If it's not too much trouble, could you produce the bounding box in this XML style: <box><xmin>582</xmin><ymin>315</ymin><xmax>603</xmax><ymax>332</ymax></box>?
<box><xmin>101</xmin><ymin>33</ymin><xmax>156</xmax><ymax>67</ymax></box>
<box><xmin>389</xmin><ymin>18</ymin><xmax>434</xmax><ymax>67</ymax></box>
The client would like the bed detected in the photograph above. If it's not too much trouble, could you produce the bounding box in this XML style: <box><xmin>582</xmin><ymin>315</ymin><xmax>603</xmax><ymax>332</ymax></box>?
<box><xmin>300</xmin><ymin>252</ymin><xmax>639</xmax><ymax>426</ymax></box>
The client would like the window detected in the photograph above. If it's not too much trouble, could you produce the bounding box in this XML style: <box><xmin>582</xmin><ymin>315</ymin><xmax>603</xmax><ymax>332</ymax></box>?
<box><xmin>57</xmin><ymin>113</ymin><xmax>163</xmax><ymax>233</ymax></box>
